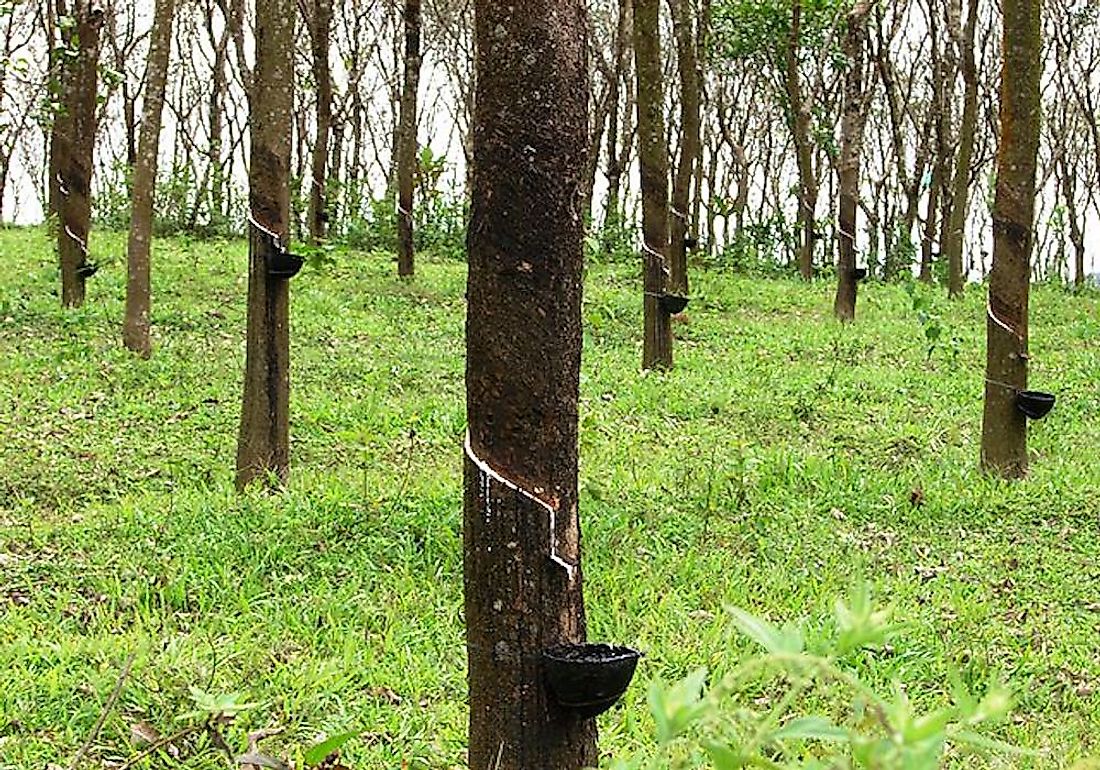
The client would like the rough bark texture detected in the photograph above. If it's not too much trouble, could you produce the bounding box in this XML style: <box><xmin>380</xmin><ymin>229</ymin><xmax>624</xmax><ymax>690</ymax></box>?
<box><xmin>668</xmin><ymin>0</ymin><xmax>700</xmax><ymax>295</ymax></box>
<box><xmin>236</xmin><ymin>0</ymin><xmax>294</xmax><ymax>490</ymax></box>
<box><xmin>465</xmin><ymin>2</ymin><xmax>597</xmax><ymax>768</ymax></box>
<box><xmin>634</xmin><ymin>0</ymin><xmax>673</xmax><ymax>369</ymax></box>
<box><xmin>49</xmin><ymin>0</ymin><xmax>103</xmax><ymax>309</ymax></box>
<box><xmin>123</xmin><ymin>0</ymin><xmax>174</xmax><ymax>357</ymax></box>
<box><xmin>785</xmin><ymin>0</ymin><xmax>817</xmax><ymax>281</ymax></box>
<box><xmin>980</xmin><ymin>0</ymin><xmax>1041</xmax><ymax>478</ymax></box>
<box><xmin>307</xmin><ymin>0</ymin><xmax>333</xmax><ymax>245</ymax></box>
<box><xmin>396</xmin><ymin>0</ymin><xmax>421</xmax><ymax>277</ymax></box>
<box><xmin>833</xmin><ymin>1</ymin><xmax>873</xmax><ymax>321</ymax></box>
<box><xmin>944</xmin><ymin>0</ymin><xmax>978</xmax><ymax>297</ymax></box>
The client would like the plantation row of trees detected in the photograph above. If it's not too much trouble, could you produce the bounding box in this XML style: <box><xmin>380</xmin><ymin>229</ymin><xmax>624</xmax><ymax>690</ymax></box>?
<box><xmin>0</xmin><ymin>0</ymin><xmax>1066</xmax><ymax>766</ymax></box>
<box><xmin>2</xmin><ymin>0</ymin><xmax>1097</xmax><ymax>284</ymax></box>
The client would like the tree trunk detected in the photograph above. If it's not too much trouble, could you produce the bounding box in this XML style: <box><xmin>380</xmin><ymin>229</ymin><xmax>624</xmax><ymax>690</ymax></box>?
<box><xmin>236</xmin><ymin>0</ymin><xmax>294</xmax><ymax>490</ymax></box>
<box><xmin>395</xmin><ymin>0</ymin><xmax>421</xmax><ymax>276</ymax></box>
<box><xmin>603</xmin><ymin>0</ymin><xmax>632</xmax><ymax>232</ymax></box>
<box><xmin>944</xmin><ymin>0</ymin><xmax>978</xmax><ymax>297</ymax></box>
<box><xmin>49</xmin><ymin>0</ymin><xmax>103</xmax><ymax>309</ymax></box>
<box><xmin>919</xmin><ymin>171</ymin><xmax>940</xmax><ymax>283</ymax></box>
<box><xmin>834</xmin><ymin>1</ymin><xmax>873</xmax><ymax>321</ymax></box>
<box><xmin>123</xmin><ymin>0</ymin><xmax>174</xmax><ymax>357</ymax></box>
<box><xmin>668</xmin><ymin>0</ymin><xmax>700</xmax><ymax>295</ymax></box>
<box><xmin>785</xmin><ymin>0</ymin><xmax>816</xmax><ymax>281</ymax></box>
<box><xmin>307</xmin><ymin>0</ymin><xmax>333</xmax><ymax>245</ymax></box>
<box><xmin>465</xmin><ymin>1</ymin><xmax>597</xmax><ymax>768</ymax></box>
<box><xmin>980</xmin><ymin>0</ymin><xmax>1041</xmax><ymax>478</ymax></box>
<box><xmin>634</xmin><ymin>0</ymin><xmax>673</xmax><ymax>369</ymax></box>
<box><xmin>207</xmin><ymin>10</ymin><xmax>230</xmax><ymax>225</ymax></box>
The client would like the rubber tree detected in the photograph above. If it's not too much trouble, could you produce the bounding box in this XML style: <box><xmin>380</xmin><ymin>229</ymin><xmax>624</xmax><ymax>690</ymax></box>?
<box><xmin>785</xmin><ymin>0</ymin><xmax>818</xmax><ymax>281</ymax></box>
<box><xmin>668</xmin><ymin>0</ymin><xmax>702</xmax><ymax>295</ymax></box>
<box><xmin>306</xmin><ymin>0</ymin><xmax>333</xmax><ymax>245</ymax></box>
<box><xmin>395</xmin><ymin>0</ymin><xmax>421</xmax><ymax>277</ymax></box>
<box><xmin>236</xmin><ymin>0</ymin><xmax>294</xmax><ymax>489</ymax></box>
<box><xmin>943</xmin><ymin>0</ymin><xmax>979</xmax><ymax>297</ymax></box>
<box><xmin>122</xmin><ymin>0</ymin><xmax>174</xmax><ymax>357</ymax></box>
<box><xmin>49</xmin><ymin>0</ymin><xmax>103</xmax><ymax>309</ymax></box>
<box><xmin>463</xmin><ymin>0</ymin><xmax>597</xmax><ymax>767</ymax></box>
<box><xmin>833</xmin><ymin>0</ymin><xmax>875</xmax><ymax>321</ymax></box>
<box><xmin>635</xmin><ymin>0</ymin><xmax>674</xmax><ymax>369</ymax></box>
<box><xmin>980</xmin><ymin>0</ymin><xmax>1041</xmax><ymax>478</ymax></box>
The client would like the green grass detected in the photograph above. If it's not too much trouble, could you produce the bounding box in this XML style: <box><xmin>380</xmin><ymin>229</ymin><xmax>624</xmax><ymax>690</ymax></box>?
<box><xmin>1</xmin><ymin>226</ymin><xmax>1098</xmax><ymax>768</ymax></box>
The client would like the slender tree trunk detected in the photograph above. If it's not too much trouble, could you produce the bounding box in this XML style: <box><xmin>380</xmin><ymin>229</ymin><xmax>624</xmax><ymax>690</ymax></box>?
<box><xmin>786</xmin><ymin>0</ymin><xmax>816</xmax><ymax>281</ymax></box>
<box><xmin>395</xmin><ymin>0</ymin><xmax>421</xmax><ymax>276</ymax></box>
<box><xmin>50</xmin><ymin>0</ymin><xmax>103</xmax><ymax>309</ymax></box>
<box><xmin>603</xmin><ymin>0</ymin><xmax>632</xmax><ymax>231</ymax></box>
<box><xmin>919</xmin><ymin>172</ymin><xmax>940</xmax><ymax>282</ymax></box>
<box><xmin>634</xmin><ymin>0</ymin><xmax>673</xmax><ymax>369</ymax></box>
<box><xmin>465</xmin><ymin>1</ymin><xmax>597</xmax><ymax>767</ymax></box>
<box><xmin>834</xmin><ymin>1</ymin><xmax>874</xmax><ymax>321</ymax></box>
<box><xmin>206</xmin><ymin>8</ymin><xmax>230</xmax><ymax>225</ymax></box>
<box><xmin>236</xmin><ymin>0</ymin><xmax>294</xmax><ymax>490</ymax></box>
<box><xmin>944</xmin><ymin>0</ymin><xmax>978</xmax><ymax>297</ymax></box>
<box><xmin>980</xmin><ymin>0</ymin><xmax>1041</xmax><ymax>478</ymax></box>
<box><xmin>307</xmin><ymin>0</ymin><xmax>333</xmax><ymax>245</ymax></box>
<box><xmin>668</xmin><ymin>0</ymin><xmax>700</xmax><ymax>295</ymax></box>
<box><xmin>123</xmin><ymin>0</ymin><xmax>174</xmax><ymax>357</ymax></box>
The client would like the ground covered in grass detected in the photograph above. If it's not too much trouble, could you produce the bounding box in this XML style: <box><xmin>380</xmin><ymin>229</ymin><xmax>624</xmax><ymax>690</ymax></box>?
<box><xmin>1</xmin><ymin>226</ymin><xmax>1098</xmax><ymax>768</ymax></box>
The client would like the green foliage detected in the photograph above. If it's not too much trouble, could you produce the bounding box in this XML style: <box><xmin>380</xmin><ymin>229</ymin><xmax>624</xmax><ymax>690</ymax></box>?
<box><xmin>336</xmin><ymin>148</ymin><xmax>466</xmax><ymax>260</ymax></box>
<box><xmin>587</xmin><ymin>210</ymin><xmax>637</xmax><ymax>264</ymax></box>
<box><xmin>625</xmin><ymin>587</ymin><xmax>1028</xmax><ymax>769</ymax></box>
<box><xmin>904</xmin><ymin>280</ymin><xmax>962</xmax><ymax>365</ymax></box>
<box><xmin>706</xmin><ymin>213</ymin><xmax>799</xmax><ymax>277</ymax></box>
<box><xmin>711</xmin><ymin>0</ymin><xmax>845</xmax><ymax>67</ymax></box>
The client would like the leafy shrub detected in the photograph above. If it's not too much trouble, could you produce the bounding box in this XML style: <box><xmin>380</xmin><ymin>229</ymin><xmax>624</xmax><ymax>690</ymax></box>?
<box><xmin>614</xmin><ymin>585</ymin><xmax>1032</xmax><ymax>770</ymax></box>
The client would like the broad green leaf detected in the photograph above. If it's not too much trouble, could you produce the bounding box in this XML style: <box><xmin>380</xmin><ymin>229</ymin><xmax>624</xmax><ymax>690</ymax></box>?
<box><xmin>727</xmin><ymin>607</ymin><xmax>803</xmax><ymax>654</ymax></box>
<box><xmin>648</xmin><ymin>668</ymin><xmax>708</xmax><ymax>744</ymax></box>
<box><xmin>702</xmin><ymin>738</ymin><xmax>744</xmax><ymax>770</ymax></box>
<box><xmin>303</xmin><ymin>731</ymin><xmax>358</xmax><ymax>766</ymax></box>
<box><xmin>950</xmin><ymin>729</ymin><xmax>1039</xmax><ymax>757</ymax></box>
<box><xmin>772</xmin><ymin>715</ymin><xmax>848</xmax><ymax>742</ymax></box>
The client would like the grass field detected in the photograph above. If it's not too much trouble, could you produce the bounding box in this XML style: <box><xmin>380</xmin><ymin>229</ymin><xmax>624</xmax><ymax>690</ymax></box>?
<box><xmin>1</xmin><ymin>226</ymin><xmax>1099</xmax><ymax>768</ymax></box>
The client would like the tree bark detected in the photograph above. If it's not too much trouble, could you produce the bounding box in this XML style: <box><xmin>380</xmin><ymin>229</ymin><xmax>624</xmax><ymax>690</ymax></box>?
<box><xmin>980</xmin><ymin>0</ymin><xmax>1041</xmax><ymax>478</ymax></box>
<box><xmin>123</xmin><ymin>0</ymin><xmax>174</xmax><ymax>357</ymax></box>
<box><xmin>1057</xmin><ymin>154</ymin><xmax>1085</xmax><ymax>288</ymax></box>
<box><xmin>834</xmin><ymin>0</ymin><xmax>874</xmax><ymax>321</ymax></box>
<box><xmin>943</xmin><ymin>0</ymin><xmax>978</xmax><ymax>297</ymax></box>
<box><xmin>236</xmin><ymin>0</ymin><xmax>294</xmax><ymax>490</ymax></box>
<box><xmin>634</xmin><ymin>0</ymin><xmax>673</xmax><ymax>369</ymax></box>
<box><xmin>603</xmin><ymin>0</ymin><xmax>632</xmax><ymax>233</ymax></box>
<box><xmin>307</xmin><ymin>0</ymin><xmax>333</xmax><ymax>245</ymax></box>
<box><xmin>49</xmin><ymin>0</ymin><xmax>103</xmax><ymax>309</ymax></box>
<box><xmin>668</xmin><ymin>0</ymin><xmax>700</xmax><ymax>295</ymax></box>
<box><xmin>395</xmin><ymin>0</ymin><xmax>421</xmax><ymax>276</ymax></box>
<box><xmin>785</xmin><ymin>0</ymin><xmax>817</xmax><ymax>281</ymax></box>
<box><xmin>465</xmin><ymin>1</ymin><xmax>597</xmax><ymax>768</ymax></box>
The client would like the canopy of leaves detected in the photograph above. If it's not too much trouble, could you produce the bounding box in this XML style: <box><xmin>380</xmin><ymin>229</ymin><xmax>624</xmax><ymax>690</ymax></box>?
<box><xmin>710</xmin><ymin>0</ymin><xmax>846</xmax><ymax>66</ymax></box>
